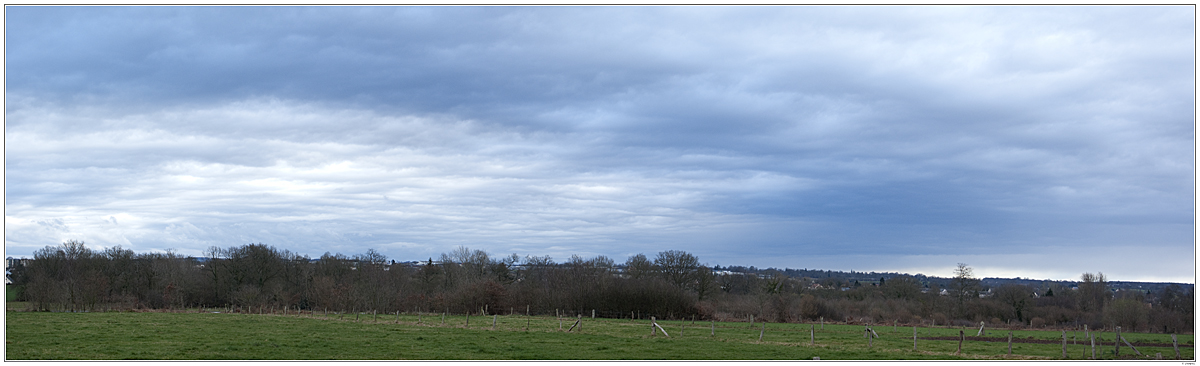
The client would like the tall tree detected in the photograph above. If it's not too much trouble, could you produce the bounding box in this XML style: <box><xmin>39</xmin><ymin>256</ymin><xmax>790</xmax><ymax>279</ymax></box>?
<box><xmin>654</xmin><ymin>250</ymin><xmax>699</xmax><ymax>289</ymax></box>
<box><xmin>994</xmin><ymin>284</ymin><xmax>1033</xmax><ymax>322</ymax></box>
<box><xmin>623</xmin><ymin>253</ymin><xmax>653</xmax><ymax>280</ymax></box>
<box><xmin>950</xmin><ymin>263</ymin><xmax>980</xmax><ymax>316</ymax></box>
<box><xmin>693</xmin><ymin>265</ymin><xmax>716</xmax><ymax>300</ymax></box>
<box><xmin>1078</xmin><ymin>272</ymin><xmax>1109</xmax><ymax>312</ymax></box>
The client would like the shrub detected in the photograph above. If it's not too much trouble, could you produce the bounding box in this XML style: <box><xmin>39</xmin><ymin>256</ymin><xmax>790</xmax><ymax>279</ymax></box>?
<box><xmin>1104</xmin><ymin>298</ymin><xmax>1149</xmax><ymax>332</ymax></box>
<box><xmin>797</xmin><ymin>294</ymin><xmax>839</xmax><ymax>321</ymax></box>
<box><xmin>1030</xmin><ymin>317</ymin><xmax>1046</xmax><ymax>329</ymax></box>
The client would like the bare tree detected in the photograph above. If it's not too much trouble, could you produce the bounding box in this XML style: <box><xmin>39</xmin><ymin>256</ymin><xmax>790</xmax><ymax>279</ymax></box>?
<box><xmin>993</xmin><ymin>284</ymin><xmax>1033</xmax><ymax>322</ymax></box>
<box><xmin>693</xmin><ymin>265</ymin><xmax>717</xmax><ymax>301</ymax></box>
<box><xmin>655</xmin><ymin>250</ymin><xmax>699</xmax><ymax>289</ymax></box>
<box><xmin>950</xmin><ymin>263</ymin><xmax>980</xmax><ymax>317</ymax></box>
<box><xmin>624</xmin><ymin>254</ymin><xmax>653</xmax><ymax>279</ymax></box>
<box><xmin>1105</xmin><ymin>297</ymin><xmax>1148</xmax><ymax>332</ymax></box>
<box><xmin>881</xmin><ymin>276</ymin><xmax>921</xmax><ymax>300</ymax></box>
<box><xmin>1078</xmin><ymin>272</ymin><xmax>1109</xmax><ymax>312</ymax></box>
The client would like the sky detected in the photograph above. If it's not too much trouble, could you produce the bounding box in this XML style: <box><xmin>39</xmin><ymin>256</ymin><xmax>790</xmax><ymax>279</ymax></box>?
<box><xmin>4</xmin><ymin>6</ymin><xmax>1195</xmax><ymax>283</ymax></box>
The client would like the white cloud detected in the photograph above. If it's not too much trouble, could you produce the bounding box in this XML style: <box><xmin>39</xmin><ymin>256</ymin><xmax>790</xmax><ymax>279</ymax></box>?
<box><xmin>4</xmin><ymin>7</ymin><xmax>1192</xmax><ymax>282</ymax></box>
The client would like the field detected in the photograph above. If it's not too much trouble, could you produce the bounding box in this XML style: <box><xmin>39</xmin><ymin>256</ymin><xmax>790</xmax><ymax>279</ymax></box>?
<box><xmin>5</xmin><ymin>309</ymin><xmax>1194</xmax><ymax>360</ymax></box>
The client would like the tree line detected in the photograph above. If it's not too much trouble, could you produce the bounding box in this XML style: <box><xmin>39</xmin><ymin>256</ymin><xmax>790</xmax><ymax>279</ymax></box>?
<box><xmin>9</xmin><ymin>241</ymin><xmax>1193</xmax><ymax>333</ymax></box>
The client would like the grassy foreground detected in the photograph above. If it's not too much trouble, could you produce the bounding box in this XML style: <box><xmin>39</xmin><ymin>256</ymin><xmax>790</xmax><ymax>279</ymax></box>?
<box><xmin>5</xmin><ymin>310</ymin><xmax>1194</xmax><ymax>360</ymax></box>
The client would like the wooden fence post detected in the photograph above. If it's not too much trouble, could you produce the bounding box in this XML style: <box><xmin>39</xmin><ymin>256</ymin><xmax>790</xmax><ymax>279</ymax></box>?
<box><xmin>1115</xmin><ymin>326</ymin><xmax>1121</xmax><ymax>357</ymax></box>
<box><xmin>977</xmin><ymin>321</ymin><xmax>985</xmax><ymax>336</ymax></box>
<box><xmin>867</xmin><ymin>327</ymin><xmax>873</xmax><ymax>348</ymax></box>
<box><xmin>466</xmin><ymin>312</ymin><xmax>470</xmax><ymax>328</ymax></box>
<box><xmin>1121</xmin><ymin>335</ymin><xmax>1142</xmax><ymax>356</ymax></box>
<box><xmin>526</xmin><ymin>305</ymin><xmax>530</xmax><ymax>317</ymax></box>
<box><xmin>759</xmin><ymin>321</ymin><xmax>766</xmax><ymax>342</ymax></box>
<box><xmin>651</xmin><ymin>316</ymin><xmax>657</xmax><ymax>335</ymax></box>
<box><xmin>1008</xmin><ymin>331</ymin><xmax>1012</xmax><ymax>355</ymax></box>
<box><xmin>711</xmin><ymin>319</ymin><xmax>715</xmax><ymax>336</ymax></box>
<box><xmin>820</xmin><ymin>316</ymin><xmax>824</xmax><ymax>330</ymax></box>
<box><xmin>592</xmin><ymin>309</ymin><xmax>595</xmax><ymax>319</ymax></box>
<box><xmin>373</xmin><ymin>309</ymin><xmax>377</xmax><ymax>323</ymax></box>
<box><xmin>1173</xmin><ymin>334</ymin><xmax>1180</xmax><ymax>359</ymax></box>
<box><xmin>441</xmin><ymin>310</ymin><xmax>445</xmax><ymax>326</ymax></box>
<box><xmin>654</xmin><ymin>319</ymin><xmax>670</xmax><ymax>337</ymax></box>
<box><xmin>956</xmin><ymin>330</ymin><xmax>963</xmax><ymax>355</ymax></box>
<box><xmin>1090</xmin><ymin>333</ymin><xmax>1096</xmax><ymax>359</ymax></box>
<box><xmin>493</xmin><ymin>314</ymin><xmax>497</xmax><ymax>330</ymax></box>
<box><xmin>1062</xmin><ymin>330</ymin><xmax>1067</xmax><ymax>358</ymax></box>
<box><xmin>913</xmin><ymin>326</ymin><xmax>917</xmax><ymax>351</ymax></box>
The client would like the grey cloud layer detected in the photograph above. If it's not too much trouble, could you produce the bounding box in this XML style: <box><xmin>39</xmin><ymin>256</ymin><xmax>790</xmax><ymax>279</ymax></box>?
<box><xmin>5</xmin><ymin>6</ymin><xmax>1193</xmax><ymax>281</ymax></box>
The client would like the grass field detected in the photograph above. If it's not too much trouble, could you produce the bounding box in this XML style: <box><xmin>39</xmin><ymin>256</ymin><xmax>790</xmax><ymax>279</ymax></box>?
<box><xmin>5</xmin><ymin>286</ymin><xmax>18</xmax><ymax>302</ymax></box>
<box><xmin>5</xmin><ymin>309</ymin><xmax>1194</xmax><ymax>360</ymax></box>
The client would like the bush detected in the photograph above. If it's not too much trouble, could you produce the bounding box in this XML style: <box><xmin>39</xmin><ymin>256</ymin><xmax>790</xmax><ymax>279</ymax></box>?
<box><xmin>930</xmin><ymin>312</ymin><xmax>949</xmax><ymax>327</ymax></box>
<box><xmin>797</xmin><ymin>294</ymin><xmax>839</xmax><ymax>321</ymax></box>
<box><xmin>1104</xmin><ymin>298</ymin><xmax>1149</xmax><ymax>332</ymax></box>
<box><xmin>1030</xmin><ymin>317</ymin><xmax>1046</xmax><ymax>329</ymax></box>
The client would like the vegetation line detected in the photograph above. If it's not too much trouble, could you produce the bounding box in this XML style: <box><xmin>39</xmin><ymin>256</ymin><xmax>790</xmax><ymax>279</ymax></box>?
<box><xmin>7</xmin><ymin>241</ymin><xmax>1193</xmax><ymax>335</ymax></box>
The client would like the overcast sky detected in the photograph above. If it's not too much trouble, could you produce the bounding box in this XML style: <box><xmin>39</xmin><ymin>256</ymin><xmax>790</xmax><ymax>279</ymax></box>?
<box><xmin>5</xmin><ymin>6</ymin><xmax>1195</xmax><ymax>282</ymax></box>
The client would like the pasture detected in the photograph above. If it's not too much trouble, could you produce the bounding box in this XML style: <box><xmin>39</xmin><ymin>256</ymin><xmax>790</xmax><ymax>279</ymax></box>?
<box><xmin>5</xmin><ymin>309</ymin><xmax>1193</xmax><ymax>360</ymax></box>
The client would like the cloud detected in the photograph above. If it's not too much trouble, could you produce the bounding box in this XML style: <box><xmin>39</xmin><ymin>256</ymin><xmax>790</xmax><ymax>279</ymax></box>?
<box><xmin>5</xmin><ymin>6</ymin><xmax>1193</xmax><ymax>282</ymax></box>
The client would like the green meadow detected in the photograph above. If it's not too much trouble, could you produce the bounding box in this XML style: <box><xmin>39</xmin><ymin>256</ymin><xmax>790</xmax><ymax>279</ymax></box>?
<box><xmin>5</xmin><ymin>310</ymin><xmax>1193</xmax><ymax>360</ymax></box>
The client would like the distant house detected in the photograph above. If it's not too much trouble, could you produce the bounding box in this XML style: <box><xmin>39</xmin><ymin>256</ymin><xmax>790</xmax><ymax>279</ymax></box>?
<box><xmin>5</xmin><ymin>257</ymin><xmax>29</xmax><ymax>284</ymax></box>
